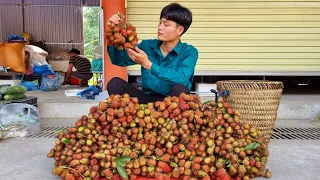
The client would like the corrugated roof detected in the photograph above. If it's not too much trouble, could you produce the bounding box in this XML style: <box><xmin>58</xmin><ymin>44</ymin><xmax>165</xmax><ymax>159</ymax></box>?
<box><xmin>0</xmin><ymin>0</ymin><xmax>21</xmax><ymax>5</ymax></box>
<box><xmin>24</xmin><ymin>0</ymin><xmax>82</xmax><ymax>5</ymax></box>
<box><xmin>83</xmin><ymin>0</ymin><xmax>100</xmax><ymax>6</ymax></box>
<box><xmin>24</xmin><ymin>6</ymin><xmax>83</xmax><ymax>44</ymax></box>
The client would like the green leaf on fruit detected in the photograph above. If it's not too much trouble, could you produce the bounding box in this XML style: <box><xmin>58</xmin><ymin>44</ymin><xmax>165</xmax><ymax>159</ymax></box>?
<box><xmin>117</xmin><ymin>166</ymin><xmax>128</xmax><ymax>180</ymax></box>
<box><xmin>117</xmin><ymin>156</ymin><xmax>132</xmax><ymax>163</ymax></box>
<box><xmin>62</xmin><ymin>139</ymin><xmax>70</xmax><ymax>145</ymax></box>
<box><xmin>116</xmin><ymin>156</ymin><xmax>132</xmax><ymax>168</ymax></box>
<box><xmin>221</xmin><ymin>108</ymin><xmax>227</xmax><ymax>114</ymax></box>
<box><xmin>170</xmin><ymin>162</ymin><xmax>178</xmax><ymax>168</ymax></box>
<box><xmin>203</xmin><ymin>100</ymin><xmax>211</xmax><ymax>105</ymax></box>
<box><xmin>116</xmin><ymin>159</ymin><xmax>126</xmax><ymax>167</ymax></box>
<box><xmin>244</xmin><ymin>143</ymin><xmax>260</xmax><ymax>150</ymax></box>
<box><xmin>183</xmin><ymin>150</ymin><xmax>186</xmax><ymax>155</ymax></box>
<box><xmin>182</xmin><ymin>139</ymin><xmax>187</xmax><ymax>146</ymax></box>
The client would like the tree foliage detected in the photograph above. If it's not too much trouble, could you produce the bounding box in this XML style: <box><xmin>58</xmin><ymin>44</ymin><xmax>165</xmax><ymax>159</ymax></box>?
<box><xmin>83</xmin><ymin>7</ymin><xmax>102</xmax><ymax>59</ymax></box>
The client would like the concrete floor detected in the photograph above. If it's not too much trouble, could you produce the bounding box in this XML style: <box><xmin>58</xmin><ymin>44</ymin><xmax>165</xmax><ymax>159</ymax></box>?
<box><xmin>0</xmin><ymin>137</ymin><xmax>319</xmax><ymax>180</ymax></box>
<box><xmin>26</xmin><ymin>85</ymin><xmax>102</xmax><ymax>103</ymax></box>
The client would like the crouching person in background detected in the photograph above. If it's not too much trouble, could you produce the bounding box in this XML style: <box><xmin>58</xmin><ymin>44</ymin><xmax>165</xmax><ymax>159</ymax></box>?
<box><xmin>63</xmin><ymin>48</ymin><xmax>93</xmax><ymax>87</ymax></box>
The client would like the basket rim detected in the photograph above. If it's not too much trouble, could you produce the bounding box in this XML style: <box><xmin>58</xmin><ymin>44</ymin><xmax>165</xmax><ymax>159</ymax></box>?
<box><xmin>217</xmin><ymin>80</ymin><xmax>284</xmax><ymax>90</ymax></box>
<box><xmin>217</xmin><ymin>80</ymin><xmax>283</xmax><ymax>84</ymax></box>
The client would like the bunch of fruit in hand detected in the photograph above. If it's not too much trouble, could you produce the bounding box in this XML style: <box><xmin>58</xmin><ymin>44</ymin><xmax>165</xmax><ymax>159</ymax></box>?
<box><xmin>105</xmin><ymin>12</ymin><xmax>138</xmax><ymax>50</ymax></box>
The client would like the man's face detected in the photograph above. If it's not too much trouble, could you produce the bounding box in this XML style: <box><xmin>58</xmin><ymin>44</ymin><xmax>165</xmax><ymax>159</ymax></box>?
<box><xmin>157</xmin><ymin>18</ymin><xmax>184</xmax><ymax>42</ymax></box>
<box><xmin>69</xmin><ymin>52</ymin><xmax>75</xmax><ymax>57</ymax></box>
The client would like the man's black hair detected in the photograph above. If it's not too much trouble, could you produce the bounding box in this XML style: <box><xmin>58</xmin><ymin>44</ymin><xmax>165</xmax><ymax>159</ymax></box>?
<box><xmin>69</xmin><ymin>48</ymin><xmax>80</xmax><ymax>55</ymax></box>
<box><xmin>160</xmin><ymin>3</ymin><xmax>192</xmax><ymax>35</ymax></box>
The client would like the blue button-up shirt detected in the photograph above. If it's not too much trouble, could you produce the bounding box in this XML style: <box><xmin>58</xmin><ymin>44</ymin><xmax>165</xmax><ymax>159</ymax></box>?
<box><xmin>107</xmin><ymin>39</ymin><xmax>198</xmax><ymax>96</ymax></box>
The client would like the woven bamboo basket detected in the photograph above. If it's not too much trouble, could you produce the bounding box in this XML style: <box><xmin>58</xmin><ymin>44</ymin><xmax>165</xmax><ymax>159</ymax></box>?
<box><xmin>216</xmin><ymin>80</ymin><xmax>284</xmax><ymax>144</ymax></box>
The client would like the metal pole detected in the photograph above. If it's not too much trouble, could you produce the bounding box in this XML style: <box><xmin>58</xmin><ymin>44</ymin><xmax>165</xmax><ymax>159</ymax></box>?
<box><xmin>22</xmin><ymin>0</ymin><xmax>25</xmax><ymax>32</ymax></box>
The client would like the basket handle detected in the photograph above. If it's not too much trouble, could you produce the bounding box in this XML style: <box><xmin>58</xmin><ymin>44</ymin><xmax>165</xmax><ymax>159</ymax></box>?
<box><xmin>211</xmin><ymin>89</ymin><xmax>230</xmax><ymax>103</ymax></box>
<box><xmin>210</xmin><ymin>89</ymin><xmax>218</xmax><ymax>103</ymax></box>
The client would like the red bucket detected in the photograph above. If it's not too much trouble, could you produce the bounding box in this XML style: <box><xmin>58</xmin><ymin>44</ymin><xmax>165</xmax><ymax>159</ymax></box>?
<box><xmin>71</xmin><ymin>76</ymin><xmax>80</xmax><ymax>85</ymax></box>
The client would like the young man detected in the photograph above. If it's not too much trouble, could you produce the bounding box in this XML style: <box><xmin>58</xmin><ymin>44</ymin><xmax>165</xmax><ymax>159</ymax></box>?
<box><xmin>107</xmin><ymin>3</ymin><xmax>198</xmax><ymax>104</ymax></box>
<box><xmin>62</xmin><ymin>49</ymin><xmax>93</xmax><ymax>87</ymax></box>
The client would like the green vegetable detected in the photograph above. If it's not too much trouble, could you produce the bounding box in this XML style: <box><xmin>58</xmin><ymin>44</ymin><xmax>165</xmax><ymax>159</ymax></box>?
<box><xmin>3</xmin><ymin>94</ymin><xmax>26</xmax><ymax>100</ymax></box>
<box><xmin>0</xmin><ymin>86</ymin><xmax>27</xmax><ymax>95</ymax></box>
<box><xmin>0</xmin><ymin>84</ymin><xmax>10</xmax><ymax>89</ymax></box>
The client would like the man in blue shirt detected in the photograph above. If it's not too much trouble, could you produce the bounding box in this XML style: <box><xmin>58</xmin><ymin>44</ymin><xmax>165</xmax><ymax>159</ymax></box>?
<box><xmin>107</xmin><ymin>3</ymin><xmax>198</xmax><ymax>104</ymax></box>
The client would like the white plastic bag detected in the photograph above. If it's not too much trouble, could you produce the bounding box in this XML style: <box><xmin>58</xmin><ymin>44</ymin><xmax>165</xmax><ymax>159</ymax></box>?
<box><xmin>0</xmin><ymin>103</ymin><xmax>40</xmax><ymax>140</ymax></box>
<box><xmin>64</xmin><ymin>89</ymin><xmax>85</xmax><ymax>97</ymax></box>
<box><xmin>94</xmin><ymin>46</ymin><xmax>103</xmax><ymax>59</ymax></box>
<box><xmin>25</xmin><ymin>45</ymin><xmax>48</xmax><ymax>66</ymax></box>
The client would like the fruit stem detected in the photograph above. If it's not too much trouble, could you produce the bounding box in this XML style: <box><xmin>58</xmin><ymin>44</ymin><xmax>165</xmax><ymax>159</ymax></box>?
<box><xmin>236</xmin><ymin>160</ymin><xmax>241</xmax><ymax>166</ymax></box>
<box><xmin>59</xmin><ymin>166</ymin><xmax>85</xmax><ymax>179</ymax></box>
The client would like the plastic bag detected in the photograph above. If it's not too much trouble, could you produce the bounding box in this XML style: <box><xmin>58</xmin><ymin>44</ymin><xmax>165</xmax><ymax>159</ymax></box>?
<box><xmin>7</xmin><ymin>34</ymin><xmax>27</xmax><ymax>43</ymax></box>
<box><xmin>25</xmin><ymin>45</ymin><xmax>48</xmax><ymax>66</ymax></box>
<box><xmin>33</xmin><ymin>64</ymin><xmax>54</xmax><ymax>75</ymax></box>
<box><xmin>0</xmin><ymin>65</ymin><xmax>8</xmax><ymax>72</ymax></box>
<box><xmin>0</xmin><ymin>103</ymin><xmax>40</xmax><ymax>140</ymax></box>
<box><xmin>25</xmin><ymin>45</ymin><xmax>48</xmax><ymax>56</ymax></box>
<box><xmin>77</xmin><ymin>85</ymin><xmax>102</xmax><ymax>99</ymax></box>
<box><xmin>40</xmin><ymin>73</ymin><xmax>60</xmax><ymax>91</ymax></box>
<box><xmin>20</xmin><ymin>80</ymin><xmax>39</xmax><ymax>91</ymax></box>
<box><xmin>65</xmin><ymin>89</ymin><xmax>84</xmax><ymax>97</ymax></box>
<box><xmin>94</xmin><ymin>46</ymin><xmax>103</xmax><ymax>59</ymax></box>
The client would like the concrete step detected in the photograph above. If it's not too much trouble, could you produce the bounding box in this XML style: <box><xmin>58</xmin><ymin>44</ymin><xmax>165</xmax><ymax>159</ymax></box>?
<box><xmin>199</xmin><ymin>94</ymin><xmax>320</xmax><ymax>121</ymax></box>
<box><xmin>38</xmin><ymin>94</ymin><xmax>320</xmax><ymax>121</ymax></box>
<box><xmin>26</xmin><ymin>86</ymin><xmax>109</xmax><ymax>119</ymax></box>
<box><xmin>37</xmin><ymin>92</ymin><xmax>110</xmax><ymax>119</ymax></box>
<box><xmin>27</xmin><ymin>86</ymin><xmax>320</xmax><ymax>120</ymax></box>
<box><xmin>38</xmin><ymin>102</ymin><xmax>98</xmax><ymax>119</ymax></box>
